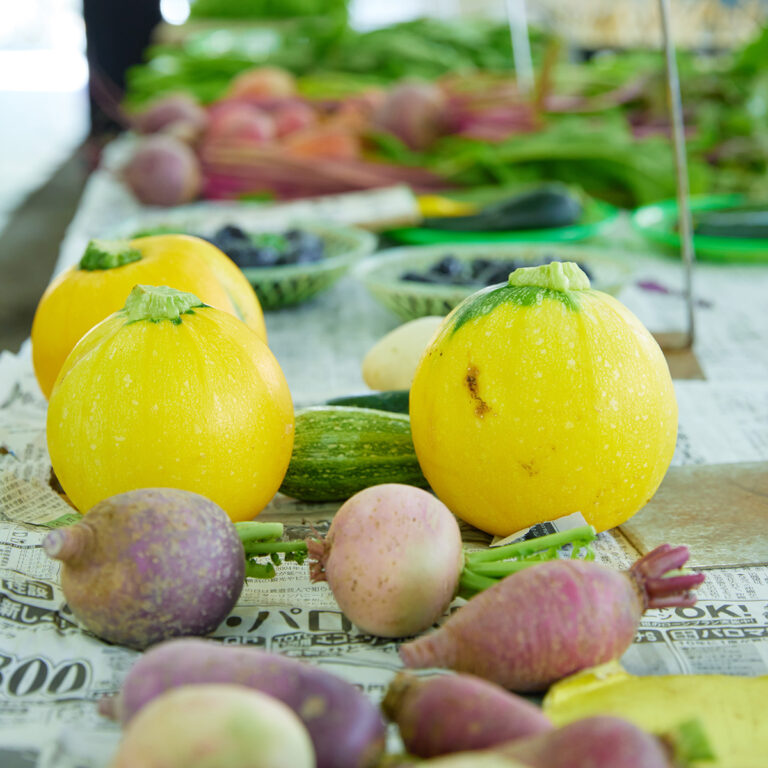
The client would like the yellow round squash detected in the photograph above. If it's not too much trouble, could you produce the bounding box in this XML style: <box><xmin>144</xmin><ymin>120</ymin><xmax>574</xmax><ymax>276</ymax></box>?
<box><xmin>46</xmin><ymin>285</ymin><xmax>292</xmax><ymax>522</ymax></box>
<box><xmin>32</xmin><ymin>235</ymin><xmax>267</xmax><ymax>399</ymax></box>
<box><xmin>409</xmin><ymin>262</ymin><xmax>677</xmax><ymax>536</ymax></box>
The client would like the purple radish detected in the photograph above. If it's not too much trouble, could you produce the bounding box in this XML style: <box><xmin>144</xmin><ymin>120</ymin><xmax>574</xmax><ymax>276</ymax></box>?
<box><xmin>400</xmin><ymin>544</ymin><xmax>705</xmax><ymax>691</ymax></box>
<box><xmin>43</xmin><ymin>488</ymin><xmax>244</xmax><ymax>650</ymax></box>
<box><xmin>383</xmin><ymin>671</ymin><xmax>552</xmax><ymax>758</ymax></box>
<box><xmin>98</xmin><ymin>637</ymin><xmax>386</xmax><ymax>768</ymax></box>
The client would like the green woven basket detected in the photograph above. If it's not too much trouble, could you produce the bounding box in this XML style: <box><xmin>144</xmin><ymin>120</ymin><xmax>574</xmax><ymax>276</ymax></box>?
<box><xmin>356</xmin><ymin>243</ymin><xmax>634</xmax><ymax>322</ymax></box>
<box><xmin>238</xmin><ymin>224</ymin><xmax>376</xmax><ymax>310</ymax></box>
<box><xmin>116</xmin><ymin>205</ymin><xmax>376</xmax><ymax>310</ymax></box>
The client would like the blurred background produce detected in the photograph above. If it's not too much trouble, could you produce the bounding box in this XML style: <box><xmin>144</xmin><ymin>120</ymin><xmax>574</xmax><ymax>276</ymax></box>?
<box><xmin>5</xmin><ymin>0</ymin><xmax>768</xmax><ymax>350</ymax></box>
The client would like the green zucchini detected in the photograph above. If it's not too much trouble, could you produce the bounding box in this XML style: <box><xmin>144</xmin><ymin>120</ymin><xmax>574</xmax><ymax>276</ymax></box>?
<box><xmin>279</xmin><ymin>406</ymin><xmax>428</xmax><ymax>502</ymax></box>
<box><xmin>324</xmin><ymin>390</ymin><xmax>409</xmax><ymax>414</ymax></box>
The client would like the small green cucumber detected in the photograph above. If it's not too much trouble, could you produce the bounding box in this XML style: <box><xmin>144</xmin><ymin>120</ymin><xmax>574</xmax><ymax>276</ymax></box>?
<box><xmin>324</xmin><ymin>390</ymin><xmax>410</xmax><ymax>414</ymax></box>
<box><xmin>279</xmin><ymin>406</ymin><xmax>428</xmax><ymax>502</ymax></box>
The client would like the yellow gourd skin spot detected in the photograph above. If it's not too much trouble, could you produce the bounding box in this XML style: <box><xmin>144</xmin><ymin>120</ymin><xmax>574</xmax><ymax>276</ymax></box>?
<box><xmin>409</xmin><ymin>280</ymin><xmax>677</xmax><ymax>536</ymax></box>
<box><xmin>31</xmin><ymin>234</ymin><xmax>266</xmax><ymax>400</ymax></box>
<box><xmin>46</xmin><ymin>303</ymin><xmax>292</xmax><ymax>523</ymax></box>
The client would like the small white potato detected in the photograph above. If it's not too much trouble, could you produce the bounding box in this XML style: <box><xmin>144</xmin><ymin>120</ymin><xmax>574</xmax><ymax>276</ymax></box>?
<box><xmin>362</xmin><ymin>316</ymin><xmax>445</xmax><ymax>390</ymax></box>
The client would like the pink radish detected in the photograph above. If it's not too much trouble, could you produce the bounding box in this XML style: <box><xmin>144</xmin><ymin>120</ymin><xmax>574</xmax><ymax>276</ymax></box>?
<box><xmin>307</xmin><ymin>484</ymin><xmax>464</xmax><ymax>638</ymax></box>
<box><xmin>493</xmin><ymin>715</ymin><xmax>704</xmax><ymax>768</ymax></box>
<box><xmin>373</xmin><ymin>81</ymin><xmax>449</xmax><ymax>150</ymax></box>
<box><xmin>122</xmin><ymin>135</ymin><xmax>202</xmax><ymax>206</ymax></box>
<box><xmin>133</xmin><ymin>93</ymin><xmax>208</xmax><ymax>140</ymax></box>
<box><xmin>206</xmin><ymin>102</ymin><xmax>276</xmax><ymax>143</ymax></box>
<box><xmin>383</xmin><ymin>672</ymin><xmax>551</xmax><ymax>758</ymax></box>
<box><xmin>308</xmin><ymin>485</ymin><xmax>597</xmax><ymax>639</ymax></box>
<box><xmin>99</xmin><ymin>637</ymin><xmax>386</xmax><ymax>768</ymax></box>
<box><xmin>273</xmin><ymin>101</ymin><xmax>317</xmax><ymax>137</ymax></box>
<box><xmin>399</xmin><ymin>545</ymin><xmax>705</xmax><ymax>691</ymax></box>
<box><xmin>110</xmin><ymin>684</ymin><xmax>314</xmax><ymax>768</ymax></box>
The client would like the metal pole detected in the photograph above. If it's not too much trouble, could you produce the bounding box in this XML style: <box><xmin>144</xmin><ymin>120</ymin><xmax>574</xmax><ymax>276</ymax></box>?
<box><xmin>506</xmin><ymin>0</ymin><xmax>535</xmax><ymax>96</ymax></box>
<box><xmin>658</xmin><ymin>0</ymin><xmax>696</xmax><ymax>348</ymax></box>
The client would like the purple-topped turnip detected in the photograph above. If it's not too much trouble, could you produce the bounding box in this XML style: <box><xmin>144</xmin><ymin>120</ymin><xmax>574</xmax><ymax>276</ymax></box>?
<box><xmin>44</xmin><ymin>488</ymin><xmax>245</xmax><ymax>649</ymax></box>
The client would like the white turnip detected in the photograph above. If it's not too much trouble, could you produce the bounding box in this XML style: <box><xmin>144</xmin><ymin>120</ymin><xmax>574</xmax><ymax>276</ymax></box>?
<box><xmin>399</xmin><ymin>544</ymin><xmax>705</xmax><ymax>691</ymax></box>
<box><xmin>44</xmin><ymin>489</ymin><xmax>244</xmax><ymax>649</ymax></box>
<box><xmin>307</xmin><ymin>484</ymin><xmax>464</xmax><ymax>638</ymax></box>
<box><xmin>110</xmin><ymin>684</ymin><xmax>315</xmax><ymax>768</ymax></box>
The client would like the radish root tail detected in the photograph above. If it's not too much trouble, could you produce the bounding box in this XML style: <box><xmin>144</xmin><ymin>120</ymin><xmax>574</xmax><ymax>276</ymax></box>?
<box><xmin>630</xmin><ymin>545</ymin><xmax>705</xmax><ymax>610</ymax></box>
<box><xmin>306</xmin><ymin>538</ymin><xmax>330</xmax><ymax>583</ymax></box>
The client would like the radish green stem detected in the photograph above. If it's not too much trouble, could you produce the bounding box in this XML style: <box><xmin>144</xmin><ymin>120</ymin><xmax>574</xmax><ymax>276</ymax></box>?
<box><xmin>245</xmin><ymin>560</ymin><xmax>276</xmax><ymax>579</ymax></box>
<box><xmin>467</xmin><ymin>559</ymin><xmax>549</xmax><ymax>578</ymax></box>
<box><xmin>243</xmin><ymin>541</ymin><xmax>309</xmax><ymax>557</ymax></box>
<box><xmin>457</xmin><ymin>567</ymin><xmax>497</xmax><ymax>598</ymax></box>
<box><xmin>235</xmin><ymin>522</ymin><xmax>285</xmax><ymax>545</ymax></box>
<box><xmin>464</xmin><ymin>525</ymin><xmax>596</xmax><ymax>566</ymax></box>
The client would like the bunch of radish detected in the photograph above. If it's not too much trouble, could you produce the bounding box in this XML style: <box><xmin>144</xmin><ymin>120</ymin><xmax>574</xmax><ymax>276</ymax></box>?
<box><xmin>306</xmin><ymin>483</ymin><xmax>598</xmax><ymax>640</ymax></box>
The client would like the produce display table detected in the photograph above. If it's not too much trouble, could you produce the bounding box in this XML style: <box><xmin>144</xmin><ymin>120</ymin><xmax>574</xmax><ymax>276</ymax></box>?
<box><xmin>0</xmin><ymin>136</ymin><xmax>767</xmax><ymax>767</ymax></box>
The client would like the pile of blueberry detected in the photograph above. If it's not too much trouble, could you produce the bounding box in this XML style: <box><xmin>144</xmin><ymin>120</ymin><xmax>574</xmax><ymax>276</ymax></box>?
<box><xmin>401</xmin><ymin>254</ymin><xmax>592</xmax><ymax>287</ymax></box>
<box><xmin>203</xmin><ymin>225</ymin><xmax>326</xmax><ymax>268</ymax></box>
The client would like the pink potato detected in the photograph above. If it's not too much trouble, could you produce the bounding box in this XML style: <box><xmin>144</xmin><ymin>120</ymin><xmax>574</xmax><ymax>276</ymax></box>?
<box><xmin>110</xmin><ymin>684</ymin><xmax>314</xmax><ymax>768</ymax></box>
<box><xmin>99</xmin><ymin>638</ymin><xmax>386</xmax><ymax>768</ymax></box>
<box><xmin>383</xmin><ymin>671</ymin><xmax>551</xmax><ymax>758</ymax></box>
<box><xmin>44</xmin><ymin>489</ymin><xmax>244</xmax><ymax>649</ymax></box>
<box><xmin>307</xmin><ymin>484</ymin><xmax>464</xmax><ymax>638</ymax></box>
<box><xmin>122</xmin><ymin>134</ymin><xmax>202</xmax><ymax>206</ymax></box>
<box><xmin>400</xmin><ymin>545</ymin><xmax>705</xmax><ymax>691</ymax></box>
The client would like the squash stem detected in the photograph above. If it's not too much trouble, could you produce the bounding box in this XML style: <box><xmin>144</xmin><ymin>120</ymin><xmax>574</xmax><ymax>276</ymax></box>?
<box><xmin>79</xmin><ymin>239</ymin><xmax>142</xmax><ymax>271</ymax></box>
<box><xmin>465</xmin><ymin>525</ymin><xmax>596</xmax><ymax>566</ymax></box>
